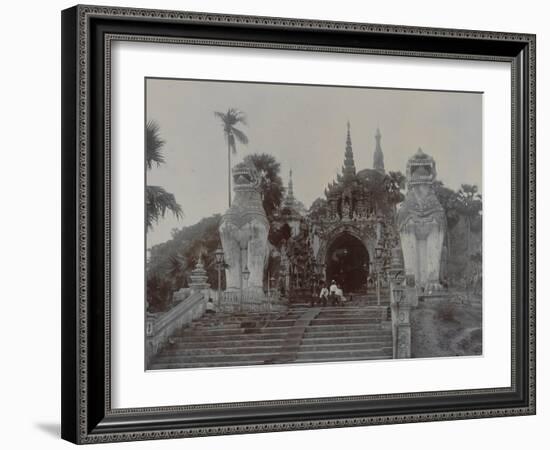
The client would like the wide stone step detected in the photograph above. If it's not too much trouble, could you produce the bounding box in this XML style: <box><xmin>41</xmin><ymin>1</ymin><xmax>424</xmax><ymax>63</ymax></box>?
<box><xmin>197</xmin><ymin>314</ymin><xmax>281</xmax><ymax>321</ymax></box>
<box><xmin>204</xmin><ymin>319</ymin><xmax>389</xmax><ymax>332</ymax></box>
<box><xmin>309</xmin><ymin>318</ymin><xmax>382</xmax><ymax>326</ymax></box>
<box><xmin>314</xmin><ymin>314</ymin><xmax>385</xmax><ymax>321</ymax></box>
<box><xmin>301</xmin><ymin>335</ymin><xmax>392</xmax><ymax>345</ymax></box>
<box><xmin>296</xmin><ymin>341</ymin><xmax>391</xmax><ymax>352</ymax></box>
<box><xmin>295</xmin><ymin>348</ymin><xmax>392</xmax><ymax>359</ymax></box>
<box><xmin>153</xmin><ymin>351</ymin><xmax>298</xmax><ymax>364</ymax></box>
<box><xmin>291</xmin><ymin>306</ymin><xmax>385</xmax><ymax>313</ymax></box>
<box><xmin>315</xmin><ymin>309</ymin><xmax>386</xmax><ymax>314</ymax></box>
<box><xmin>153</xmin><ymin>348</ymin><xmax>392</xmax><ymax>365</ymax></box>
<box><xmin>172</xmin><ymin>328</ymin><xmax>390</xmax><ymax>346</ymax></box>
<box><xmin>148</xmin><ymin>360</ymin><xmax>268</xmax><ymax>369</ymax></box>
<box><xmin>315</xmin><ymin>307</ymin><xmax>386</xmax><ymax>314</ymax></box>
<box><xmin>178</xmin><ymin>324</ymin><xmax>388</xmax><ymax>341</ymax></box>
<box><xmin>195</xmin><ymin>318</ymin><xmax>299</xmax><ymax>329</ymax></box>
<box><xmin>300</xmin><ymin>324</ymin><xmax>390</xmax><ymax>333</ymax></box>
<box><xmin>179</xmin><ymin>326</ymin><xmax>294</xmax><ymax>337</ymax></box>
<box><xmin>170</xmin><ymin>337</ymin><xmax>287</xmax><ymax>348</ymax></box>
<box><xmin>162</xmin><ymin>339</ymin><xmax>391</xmax><ymax>356</ymax></box>
<box><xmin>294</xmin><ymin>354</ymin><xmax>392</xmax><ymax>364</ymax></box>
<box><xmin>160</xmin><ymin>345</ymin><xmax>284</xmax><ymax>356</ymax></box>
<box><xmin>304</xmin><ymin>329</ymin><xmax>389</xmax><ymax>339</ymax></box>
<box><xmin>149</xmin><ymin>352</ymin><xmax>395</xmax><ymax>369</ymax></box>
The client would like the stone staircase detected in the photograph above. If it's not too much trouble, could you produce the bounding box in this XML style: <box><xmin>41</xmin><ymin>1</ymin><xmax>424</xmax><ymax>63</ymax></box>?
<box><xmin>148</xmin><ymin>292</ymin><xmax>392</xmax><ymax>370</ymax></box>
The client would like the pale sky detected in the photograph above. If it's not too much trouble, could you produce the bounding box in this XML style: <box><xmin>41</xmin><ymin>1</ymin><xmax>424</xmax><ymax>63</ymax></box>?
<box><xmin>146</xmin><ymin>78</ymin><xmax>482</xmax><ymax>247</ymax></box>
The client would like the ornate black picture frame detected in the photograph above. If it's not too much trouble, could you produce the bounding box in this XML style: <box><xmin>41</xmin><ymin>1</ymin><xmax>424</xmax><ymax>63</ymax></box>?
<box><xmin>61</xmin><ymin>4</ymin><xmax>536</xmax><ymax>444</ymax></box>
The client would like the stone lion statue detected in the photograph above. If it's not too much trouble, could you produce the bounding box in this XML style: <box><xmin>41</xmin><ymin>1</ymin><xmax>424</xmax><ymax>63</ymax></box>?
<box><xmin>219</xmin><ymin>162</ymin><xmax>269</xmax><ymax>300</ymax></box>
<box><xmin>397</xmin><ymin>148</ymin><xmax>446</xmax><ymax>292</ymax></box>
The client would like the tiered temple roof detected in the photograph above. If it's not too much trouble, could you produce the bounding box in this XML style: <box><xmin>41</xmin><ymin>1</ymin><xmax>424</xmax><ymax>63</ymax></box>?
<box><xmin>342</xmin><ymin>121</ymin><xmax>356</xmax><ymax>181</ymax></box>
<box><xmin>282</xmin><ymin>169</ymin><xmax>296</xmax><ymax>209</ymax></box>
<box><xmin>320</xmin><ymin>123</ymin><xmax>390</xmax><ymax>220</ymax></box>
<box><xmin>373</xmin><ymin>127</ymin><xmax>385</xmax><ymax>173</ymax></box>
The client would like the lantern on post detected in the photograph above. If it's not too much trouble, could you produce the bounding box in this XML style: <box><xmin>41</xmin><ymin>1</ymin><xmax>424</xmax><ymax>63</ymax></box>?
<box><xmin>214</xmin><ymin>246</ymin><xmax>224</xmax><ymax>304</ymax></box>
<box><xmin>241</xmin><ymin>265</ymin><xmax>250</xmax><ymax>310</ymax></box>
<box><xmin>375</xmin><ymin>243</ymin><xmax>384</xmax><ymax>305</ymax></box>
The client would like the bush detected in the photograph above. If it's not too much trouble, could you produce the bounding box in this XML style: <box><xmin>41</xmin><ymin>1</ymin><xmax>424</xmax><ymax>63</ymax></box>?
<box><xmin>435</xmin><ymin>302</ymin><xmax>457</xmax><ymax>323</ymax></box>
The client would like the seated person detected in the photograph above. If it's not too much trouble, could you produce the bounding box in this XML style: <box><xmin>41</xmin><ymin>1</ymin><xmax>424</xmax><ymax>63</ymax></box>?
<box><xmin>335</xmin><ymin>284</ymin><xmax>346</xmax><ymax>305</ymax></box>
<box><xmin>205</xmin><ymin>298</ymin><xmax>216</xmax><ymax>315</ymax></box>
<box><xmin>315</xmin><ymin>282</ymin><xmax>329</xmax><ymax>307</ymax></box>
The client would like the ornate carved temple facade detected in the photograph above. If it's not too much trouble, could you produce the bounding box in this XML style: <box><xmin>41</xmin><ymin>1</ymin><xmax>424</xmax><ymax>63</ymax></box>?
<box><xmin>220</xmin><ymin>122</ymin><xmax>446</xmax><ymax>303</ymax></box>
<box><xmin>271</xmin><ymin>123</ymin><xmax>400</xmax><ymax>296</ymax></box>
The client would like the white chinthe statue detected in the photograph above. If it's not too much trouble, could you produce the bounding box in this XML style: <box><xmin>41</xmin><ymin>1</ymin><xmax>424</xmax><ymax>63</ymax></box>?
<box><xmin>219</xmin><ymin>162</ymin><xmax>269</xmax><ymax>301</ymax></box>
<box><xmin>397</xmin><ymin>148</ymin><xmax>446</xmax><ymax>293</ymax></box>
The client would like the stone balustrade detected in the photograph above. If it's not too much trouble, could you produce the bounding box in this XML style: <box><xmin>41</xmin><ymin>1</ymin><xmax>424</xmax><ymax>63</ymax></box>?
<box><xmin>145</xmin><ymin>289</ymin><xmax>209</xmax><ymax>367</ymax></box>
<box><xmin>218</xmin><ymin>290</ymin><xmax>284</xmax><ymax>313</ymax></box>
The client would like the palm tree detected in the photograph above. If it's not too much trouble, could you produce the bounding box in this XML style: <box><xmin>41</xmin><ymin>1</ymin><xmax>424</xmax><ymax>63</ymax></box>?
<box><xmin>146</xmin><ymin>120</ymin><xmax>165</xmax><ymax>169</ymax></box>
<box><xmin>146</xmin><ymin>121</ymin><xmax>182</xmax><ymax>230</ymax></box>
<box><xmin>243</xmin><ymin>153</ymin><xmax>284</xmax><ymax>218</ymax></box>
<box><xmin>456</xmin><ymin>184</ymin><xmax>482</xmax><ymax>255</ymax></box>
<box><xmin>146</xmin><ymin>186</ymin><xmax>183</xmax><ymax>230</ymax></box>
<box><xmin>214</xmin><ymin>108</ymin><xmax>249</xmax><ymax>207</ymax></box>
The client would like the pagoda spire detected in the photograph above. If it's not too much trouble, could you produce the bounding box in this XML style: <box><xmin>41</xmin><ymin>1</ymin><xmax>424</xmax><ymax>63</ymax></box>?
<box><xmin>342</xmin><ymin>121</ymin><xmax>356</xmax><ymax>180</ymax></box>
<box><xmin>373</xmin><ymin>127</ymin><xmax>385</xmax><ymax>173</ymax></box>
<box><xmin>283</xmin><ymin>168</ymin><xmax>296</xmax><ymax>208</ymax></box>
<box><xmin>287</xmin><ymin>169</ymin><xmax>294</xmax><ymax>201</ymax></box>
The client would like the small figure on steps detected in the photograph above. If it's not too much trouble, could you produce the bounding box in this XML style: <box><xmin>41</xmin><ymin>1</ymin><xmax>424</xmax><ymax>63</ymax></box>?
<box><xmin>205</xmin><ymin>298</ymin><xmax>216</xmax><ymax>315</ymax></box>
<box><xmin>317</xmin><ymin>281</ymin><xmax>329</xmax><ymax>307</ymax></box>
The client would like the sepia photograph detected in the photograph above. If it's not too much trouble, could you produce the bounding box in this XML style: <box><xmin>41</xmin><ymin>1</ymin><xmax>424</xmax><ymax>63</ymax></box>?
<box><xmin>144</xmin><ymin>78</ymin><xmax>483</xmax><ymax>370</ymax></box>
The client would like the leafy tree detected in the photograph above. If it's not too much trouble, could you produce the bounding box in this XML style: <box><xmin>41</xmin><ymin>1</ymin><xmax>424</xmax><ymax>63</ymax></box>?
<box><xmin>146</xmin><ymin>273</ymin><xmax>172</xmax><ymax>313</ymax></box>
<box><xmin>147</xmin><ymin>215</ymin><xmax>225</xmax><ymax>308</ymax></box>
<box><xmin>214</xmin><ymin>108</ymin><xmax>249</xmax><ymax>207</ymax></box>
<box><xmin>433</xmin><ymin>181</ymin><xmax>460</xmax><ymax>229</ymax></box>
<box><xmin>167</xmin><ymin>253</ymin><xmax>187</xmax><ymax>291</ymax></box>
<box><xmin>146</xmin><ymin>121</ymin><xmax>182</xmax><ymax>230</ymax></box>
<box><xmin>243</xmin><ymin>153</ymin><xmax>284</xmax><ymax>218</ymax></box>
<box><xmin>433</xmin><ymin>180</ymin><xmax>460</xmax><ymax>258</ymax></box>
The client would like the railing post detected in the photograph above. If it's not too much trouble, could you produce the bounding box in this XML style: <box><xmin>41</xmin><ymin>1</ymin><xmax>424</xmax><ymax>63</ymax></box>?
<box><xmin>390</xmin><ymin>274</ymin><xmax>418</xmax><ymax>359</ymax></box>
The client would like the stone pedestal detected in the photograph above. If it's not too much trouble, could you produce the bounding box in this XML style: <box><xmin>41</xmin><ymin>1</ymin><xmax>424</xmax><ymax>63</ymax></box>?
<box><xmin>188</xmin><ymin>256</ymin><xmax>210</xmax><ymax>297</ymax></box>
<box><xmin>390</xmin><ymin>275</ymin><xmax>417</xmax><ymax>359</ymax></box>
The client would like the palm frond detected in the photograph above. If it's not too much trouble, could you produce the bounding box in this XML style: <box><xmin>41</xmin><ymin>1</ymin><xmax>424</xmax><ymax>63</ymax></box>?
<box><xmin>146</xmin><ymin>185</ymin><xmax>183</xmax><ymax>230</ymax></box>
<box><xmin>213</xmin><ymin>111</ymin><xmax>227</xmax><ymax>125</ymax></box>
<box><xmin>146</xmin><ymin>120</ymin><xmax>166</xmax><ymax>169</ymax></box>
<box><xmin>229</xmin><ymin>108</ymin><xmax>247</xmax><ymax>126</ymax></box>
<box><xmin>215</xmin><ymin>109</ymin><xmax>248</xmax><ymax>127</ymax></box>
<box><xmin>231</xmin><ymin>127</ymin><xmax>249</xmax><ymax>145</ymax></box>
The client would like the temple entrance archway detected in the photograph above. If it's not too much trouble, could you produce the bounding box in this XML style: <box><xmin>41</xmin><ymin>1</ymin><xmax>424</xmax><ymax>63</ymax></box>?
<box><xmin>325</xmin><ymin>233</ymin><xmax>369</xmax><ymax>293</ymax></box>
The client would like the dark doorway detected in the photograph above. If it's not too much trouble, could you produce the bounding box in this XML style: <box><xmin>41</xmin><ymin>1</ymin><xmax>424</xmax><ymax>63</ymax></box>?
<box><xmin>326</xmin><ymin>233</ymin><xmax>369</xmax><ymax>293</ymax></box>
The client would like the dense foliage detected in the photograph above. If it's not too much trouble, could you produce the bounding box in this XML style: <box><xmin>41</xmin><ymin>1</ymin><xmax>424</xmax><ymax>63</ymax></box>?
<box><xmin>433</xmin><ymin>181</ymin><xmax>482</xmax><ymax>288</ymax></box>
<box><xmin>147</xmin><ymin>215</ymin><xmax>222</xmax><ymax>312</ymax></box>
<box><xmin>146</xmin><ymin>152</ymin><xmax>286</xmax><ymax>313</ymax></box>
